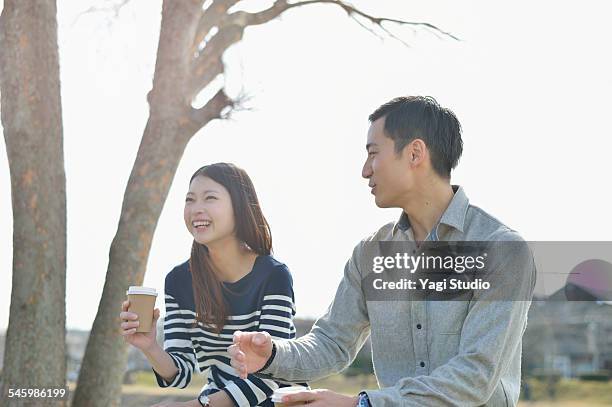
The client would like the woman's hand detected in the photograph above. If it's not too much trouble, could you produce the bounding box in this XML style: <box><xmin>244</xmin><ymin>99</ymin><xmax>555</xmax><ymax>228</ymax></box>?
<box><xmin>150</xmin><ymin>399</ymin><xmax>201</xmax><ymax>407</ymax></box>
<box><xmin>120</xmin><ymin>300</ymin><xmax>160</xmax><ymax>352</ymax></box>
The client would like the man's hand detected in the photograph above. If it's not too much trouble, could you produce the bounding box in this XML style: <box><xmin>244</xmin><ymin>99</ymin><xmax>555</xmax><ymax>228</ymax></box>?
<box><xmin>280</xmin><ymin>389</ymin><xmax>359</xmax><ymax>407</ymax></box>
<box><xmin>150</xmin><ymin>399</ymin><xmax>200</xmax><ymax>407</ymax></box>
<box><xmin>228</xmin><ymin>331</ymin><xmax>273</xmax><ymax>379</ymax></box>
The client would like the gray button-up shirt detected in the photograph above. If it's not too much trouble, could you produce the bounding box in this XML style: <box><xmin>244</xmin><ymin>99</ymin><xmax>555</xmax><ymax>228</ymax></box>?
<box><xmin>261</xmin><ymin>186</ymin><xmax>535</xmax><ymax>406</ymax></box>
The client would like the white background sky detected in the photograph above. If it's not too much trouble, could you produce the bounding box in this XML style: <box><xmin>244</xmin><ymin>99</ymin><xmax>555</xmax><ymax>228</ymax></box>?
<box><xmin>1</xmin><ymin>0</ymin><xmax>611</xmax><ymax>331</ymax></box>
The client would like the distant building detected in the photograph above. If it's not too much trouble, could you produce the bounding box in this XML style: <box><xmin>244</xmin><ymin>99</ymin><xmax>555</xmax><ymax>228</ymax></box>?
<box><xmin>523</xmin><ymin>293</ymin><xmax>612</xmax><ymax>378</ymax></box>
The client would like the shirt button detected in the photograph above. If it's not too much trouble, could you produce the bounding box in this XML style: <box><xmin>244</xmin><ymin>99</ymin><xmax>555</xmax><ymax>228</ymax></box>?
<box><xmin>416</xmin><ymin>324</ymin><xmax>422</xmax><ymax>329</ymax></box>
<box><xmin>420</xmin><ymin>361</ymin><xmax>425</xmax><ymax>367</ymax></box>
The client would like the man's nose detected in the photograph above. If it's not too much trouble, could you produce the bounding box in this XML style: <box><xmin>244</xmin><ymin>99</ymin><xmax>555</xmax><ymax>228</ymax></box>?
<box><xmin>362</xmin><ymin>161</ymin><xmax>372</xmax><ymax>179</ymax></box>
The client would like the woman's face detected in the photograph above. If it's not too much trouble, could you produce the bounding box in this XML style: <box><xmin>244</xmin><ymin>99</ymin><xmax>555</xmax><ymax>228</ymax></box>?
<box><xmin>184</xmin><ymin>175</ymin><xmax>236</xmax><ymax>246</ymax></box>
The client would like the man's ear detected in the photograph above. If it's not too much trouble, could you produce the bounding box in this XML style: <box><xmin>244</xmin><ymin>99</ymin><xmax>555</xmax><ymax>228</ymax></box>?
<box><xmin>406</xmin><ymin>139</ymin><xmax>426</xmax><ymax>165</ymax></box>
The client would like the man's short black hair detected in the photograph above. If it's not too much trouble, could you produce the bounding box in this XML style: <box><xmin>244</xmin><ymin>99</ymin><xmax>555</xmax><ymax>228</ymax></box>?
<box><xmin>369</xmin><ymin>96</ymin><xmax>463</xmax><ymax>179</ymax></box>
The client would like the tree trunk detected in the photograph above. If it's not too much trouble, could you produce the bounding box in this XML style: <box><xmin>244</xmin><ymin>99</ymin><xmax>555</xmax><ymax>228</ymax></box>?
<box><xmin>0</xmin><ymin>1</ymin><xmax>66</xmax><ymax>406</ymax></box>
<box><xmin>72</xmin><ymin>2</ymin><xmax>208</xmax><ymax>406</ymax></box>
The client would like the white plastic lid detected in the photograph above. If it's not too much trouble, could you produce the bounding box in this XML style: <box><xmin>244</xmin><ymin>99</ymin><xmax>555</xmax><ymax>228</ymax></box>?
<box><xmin>126</xmin><ymin>286</ymin><xmax>158</xmax><ymax>296</ymax></box>
<box><xmin>270</xmin><ymin>386</ymin><xmax>309</xmax><ymax>402</ymax></box>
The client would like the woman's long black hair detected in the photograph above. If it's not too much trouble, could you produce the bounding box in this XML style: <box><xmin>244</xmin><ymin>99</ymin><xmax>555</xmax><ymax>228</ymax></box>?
<box><xmin>188</xmin><ymin>163</ymin><xmax>272</xmax><ymax>333</ymax></box>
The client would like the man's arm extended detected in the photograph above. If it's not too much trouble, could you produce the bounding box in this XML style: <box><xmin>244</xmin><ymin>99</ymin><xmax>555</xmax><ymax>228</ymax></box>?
<box><xmin>232</xmin><ymin>244</ymin><xmax>372</xmax><ymax>382</ymax></box>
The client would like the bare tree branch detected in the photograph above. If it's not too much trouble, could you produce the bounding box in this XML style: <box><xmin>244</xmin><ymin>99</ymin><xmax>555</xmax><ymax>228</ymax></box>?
<box><xmin>348</xmin><ymin>12</ymin><xmax>412</xmax><ymax>47</ymax></box>
<box><xmin>346</xmin><ymin>12</ymin><xmax>384</xmax><ymax>41</ymax></box>
<box><xmin>191</xmin><ymin>0</ymin><xmax>242</xmax><ymax>54</ymax></box>
<box><xmin>334</xmin><ymin>1</ymin><xmax>460</xmax><ymax>41</ymax></box>
<box><xmin>188</xmin><ymin>0</ymin><xmax>459</xmax><ymax>106</ymax></box>
<box><xmin>72</xmin><ymin>0</ymin><xmax>131</xmax><ymax>26</ymax></box>
<box><xmin>190</xmin><ymin>58</ymin><xmax>225</xmax><ymax>99</ymax></box>
<box><xmin>188</xmin><ymin>88</ymin><xmax>234</xmax><ymax>131</ymax></box>
<box><xmin>189</xmin><ymin>24</ymin><xmax>244</xmax><ymax>99</ymax></box>
<box><xmin>227</xmin><ymin>0</ymin><xmax>459</xmax><ymax>41</ymax></box>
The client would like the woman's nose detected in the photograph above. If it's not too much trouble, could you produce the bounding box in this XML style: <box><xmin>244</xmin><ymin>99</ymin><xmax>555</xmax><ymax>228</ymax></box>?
<box><xmin>190</xmin><ymin>203</ymin><xmax>206</xmax><ymax>215</ymax></box>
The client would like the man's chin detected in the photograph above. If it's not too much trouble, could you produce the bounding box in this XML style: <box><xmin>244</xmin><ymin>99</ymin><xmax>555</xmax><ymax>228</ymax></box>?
<box><xmin>374</xmin><ymin>196</ymin><xmax>391</xmax><ymax>208</ymax></box>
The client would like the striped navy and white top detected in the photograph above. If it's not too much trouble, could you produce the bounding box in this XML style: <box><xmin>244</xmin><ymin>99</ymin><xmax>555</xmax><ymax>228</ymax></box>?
<box><xmin>153</xmin><ymin>255</ymin><xmax>305</xmax><ymax>407</ymax></box>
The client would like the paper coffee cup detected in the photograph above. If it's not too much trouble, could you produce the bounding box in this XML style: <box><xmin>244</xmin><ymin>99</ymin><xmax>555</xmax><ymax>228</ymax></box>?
<box><xmin>126</xmin><ymin>286</ymin><xmax>157</xmax><ymax>333</ymax></box>
<box><xmin>271</xmin><ymin>386</ymin><xmax>309</xmax><ymax>407</ymax></box>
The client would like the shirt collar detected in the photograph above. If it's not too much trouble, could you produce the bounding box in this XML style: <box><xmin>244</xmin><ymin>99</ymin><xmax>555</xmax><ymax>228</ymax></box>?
<box><xmin>392</xmin><ymin>185</ymin><xmax>469</xmax><ymax>237</ymax></box>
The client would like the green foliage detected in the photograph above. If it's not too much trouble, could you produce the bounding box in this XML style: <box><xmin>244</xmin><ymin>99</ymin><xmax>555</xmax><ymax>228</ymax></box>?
<box><xmin>577</xmin><ymin>371</ymin><xmax>610</xmax><ymax>382</ymax></box>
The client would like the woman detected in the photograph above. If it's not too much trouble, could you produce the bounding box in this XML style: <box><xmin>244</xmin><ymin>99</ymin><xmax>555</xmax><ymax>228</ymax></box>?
<box><xmin>120</xmin><ymin>163</ymin><xmax>303</xmax><ymax>407</ymax></box>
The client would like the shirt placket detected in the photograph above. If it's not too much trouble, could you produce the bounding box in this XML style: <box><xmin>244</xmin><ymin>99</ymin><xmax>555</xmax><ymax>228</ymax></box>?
<box><xmin>410</xmin><ymin>224</ymin><xmax>439</xmax><ymax>375</ymax></box>
<box><xmin>395</xmin><ymin>219</ymin><xmax>442</xmax><ymax>376</ymax></box>
<box><xmin>410</xmin><ymin>298</ymin><xmax>429</xmax><ymax>375</ymax></box>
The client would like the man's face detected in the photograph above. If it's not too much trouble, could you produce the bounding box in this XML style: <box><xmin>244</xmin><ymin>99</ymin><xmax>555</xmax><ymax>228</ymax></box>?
<box><xmin>362</xmin><ymin>117</ymin><xmax>413</xmax><ymax>208</ymax></box>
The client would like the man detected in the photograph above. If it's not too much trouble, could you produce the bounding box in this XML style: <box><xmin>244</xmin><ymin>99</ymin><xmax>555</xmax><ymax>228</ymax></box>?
<box><xmin>229</xmin><ymin>96</ymin><xmax>535</xmax><ymax>406</ymax></box>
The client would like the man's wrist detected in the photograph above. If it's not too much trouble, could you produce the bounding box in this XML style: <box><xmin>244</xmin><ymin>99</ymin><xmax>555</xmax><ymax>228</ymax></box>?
<box><xmin>256</xmin><ymin>341</ymin><xmax>277</xmax><ymax>373</ymax></box>
<box><xmin>197</xmin><ymin>394</ymin><xmax>209</xmax><ymax>406</ymax></box>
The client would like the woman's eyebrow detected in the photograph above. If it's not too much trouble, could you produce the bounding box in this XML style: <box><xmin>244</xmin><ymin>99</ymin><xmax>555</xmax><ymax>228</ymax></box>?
<box><xmin>186</xmin><ymin>190</ymin><xmax>219</xmax><ymax>195</ymax></box>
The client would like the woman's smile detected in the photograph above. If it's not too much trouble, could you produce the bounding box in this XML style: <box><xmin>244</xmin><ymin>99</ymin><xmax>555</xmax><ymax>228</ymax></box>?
<box><xmin>192</xmin><ymin>219</ymin><xmax>211</xmax><ymax>231</ymax></box>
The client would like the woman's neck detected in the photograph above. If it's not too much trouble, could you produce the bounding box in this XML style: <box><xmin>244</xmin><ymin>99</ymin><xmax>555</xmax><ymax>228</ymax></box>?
<box><xmin>207</xmin><ymin>238</ymin><xmax>258</xmax><ymax>283</ymax></box>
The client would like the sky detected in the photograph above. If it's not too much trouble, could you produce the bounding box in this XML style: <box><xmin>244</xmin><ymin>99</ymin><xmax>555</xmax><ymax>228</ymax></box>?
<box><xmin>1</xmin><ymin>0</ymin><xmax>611</xmax><ymax>331</ymax></box>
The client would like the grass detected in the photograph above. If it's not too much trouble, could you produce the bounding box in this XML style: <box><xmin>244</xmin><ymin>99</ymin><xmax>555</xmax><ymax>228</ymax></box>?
<box><xmin>108</xmin><ymin>372</ymin><xmax>612</xmax><ymax>406</ymax></box>
<box><xmin>520</xmin><ymin>378</ymin><xmax>612</xmax><ymax>405</ymax></box>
